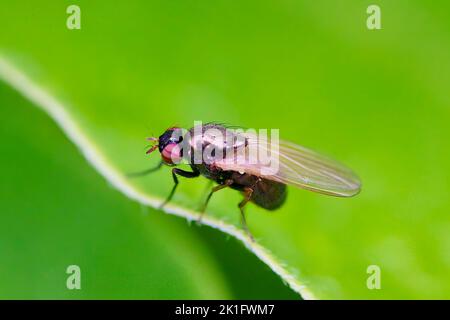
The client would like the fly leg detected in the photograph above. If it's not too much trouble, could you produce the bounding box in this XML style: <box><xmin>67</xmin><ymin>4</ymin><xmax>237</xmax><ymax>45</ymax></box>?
<box><xmin>238</xmin><ymin>187</ymin><xmax>255</xmax><ymax>241</ymax></box>
<box><xmin>238</xmin><ymin>178</ymin><xmax>262</xmax><ymax>241</ymax></box>
<box><xmin>198</xmin><ymin>179</ymin><xmax>234</xmax><ymax>223</ymax></box>
<box><xmin>127</xmin><ymin>161</ymin><xmax>163</xmax><ymax>177</ymax></box>
<box><xmin>198</xmin><ymin>179</ymin><xmax>213</xmax><ymax>208</ymax></box>
<box><xmin>159</xmin><ymin>168</ymin><xmax>200</xmax><ymax>209</ymax></box>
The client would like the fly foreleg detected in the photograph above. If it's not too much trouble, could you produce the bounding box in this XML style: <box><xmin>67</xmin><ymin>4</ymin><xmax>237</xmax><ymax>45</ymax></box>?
<box><xmin>127</xmin><ymin>161</ymin><xmax>163</xmax><ymax>177</ymax></box>
<box><xmin>160</xmin><ymin>168</ymin><xmax>200</xmax><ymax>209</ymax></box>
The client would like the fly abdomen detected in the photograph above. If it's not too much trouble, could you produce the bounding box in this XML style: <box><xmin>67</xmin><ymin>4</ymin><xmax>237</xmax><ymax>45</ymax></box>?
<box><xmin>250</xmin><ymin>179</ymin><xmax>287</xmax><ymax>210</ymax></box>
<box><xmin>229</xmin><ymin>172</ymin><xmax>287</xmax><ymax>210</ymax></box>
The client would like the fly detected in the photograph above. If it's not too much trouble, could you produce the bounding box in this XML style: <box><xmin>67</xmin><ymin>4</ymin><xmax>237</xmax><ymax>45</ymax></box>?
<box><xmin>130</xmin><ymin>122</ymin><xmax>361</xmax><ymax>240</ymax></box>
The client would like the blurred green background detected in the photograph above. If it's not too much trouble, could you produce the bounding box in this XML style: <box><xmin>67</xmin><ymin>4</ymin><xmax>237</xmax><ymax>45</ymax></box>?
<box><xmin>1</xmin><ymin>0</ymin><xmax>449</xmax><ymax>299</ymax></box>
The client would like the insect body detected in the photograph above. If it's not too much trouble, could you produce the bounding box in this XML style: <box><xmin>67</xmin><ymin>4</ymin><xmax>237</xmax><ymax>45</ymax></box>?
<box><xmin>133</xmin><ymin>122</ymin><xmax>361</xmax><ymax>240</ymax></box>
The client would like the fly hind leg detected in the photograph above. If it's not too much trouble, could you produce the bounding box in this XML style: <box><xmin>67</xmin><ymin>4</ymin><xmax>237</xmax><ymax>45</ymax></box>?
<box><xmin>239</xmin><ymin>187</ymin><xmax>255</xmax><ymax>242</ymax></box>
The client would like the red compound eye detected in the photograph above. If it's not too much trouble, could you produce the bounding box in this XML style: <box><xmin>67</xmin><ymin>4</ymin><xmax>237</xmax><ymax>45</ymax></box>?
<box><xmin>161</xmin><ymin>143</ymin><xmax>182</xmax><ymax>165</ymax></box>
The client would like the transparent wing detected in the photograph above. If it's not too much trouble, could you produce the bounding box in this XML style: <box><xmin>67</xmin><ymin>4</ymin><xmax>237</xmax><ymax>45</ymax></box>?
<box><xmin>214</xmin><ymin>135</ymin><xmax>361</xmax><ymax>197</ymax></box>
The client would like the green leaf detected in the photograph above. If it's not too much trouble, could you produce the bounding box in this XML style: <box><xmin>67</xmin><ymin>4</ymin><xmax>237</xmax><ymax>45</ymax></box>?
<box><xmin>0</xmin><ymin>80</ymin><xmax>297</xmax><ymax>299</ymax></box>
<box><xmin>1</xmin><ymin>0</ymin><xmax>450</xmax><ymax>299</ymax></box>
